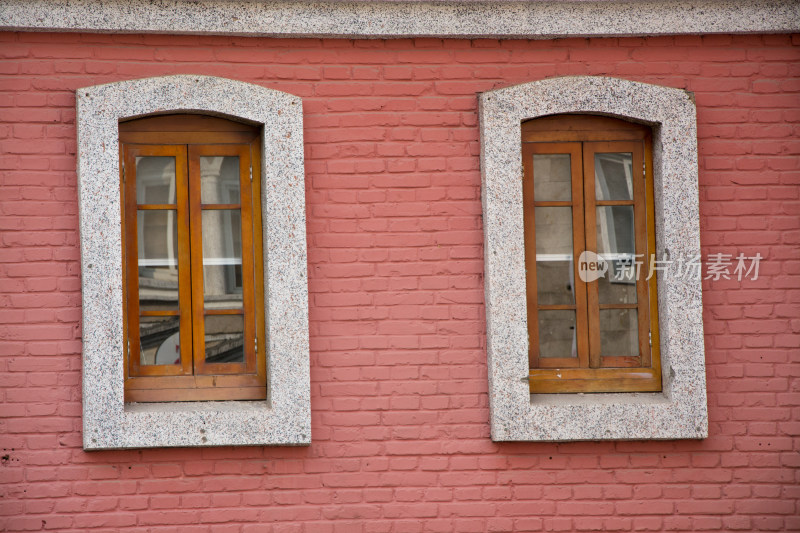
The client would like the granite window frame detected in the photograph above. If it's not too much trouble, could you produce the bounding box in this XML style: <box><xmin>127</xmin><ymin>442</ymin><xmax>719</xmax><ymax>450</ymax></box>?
<box><xmin>479</xmin><ymin>76</ymin><xmax>708</xmax><ymax>441</ymax></box>
<box><xmin>77</xmin><ymin>75</ymin><xmax>310</xmax><ymax>449</ymax></box>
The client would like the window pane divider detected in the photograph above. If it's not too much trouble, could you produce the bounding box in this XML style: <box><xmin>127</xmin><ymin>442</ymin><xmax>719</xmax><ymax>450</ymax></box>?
<box><xmin>137</xmin><ymin>204</ymin><xmax>178</xmax><ymax>210</ymax></box>
<box><xmin>140</xmin><ymin>310</ymin><xmax>180</xmax><ymax>317</ymax></box>
<box><xmin>595</xmin><ymin>200</ymin><xmax>635</xmax><ymax>206</ymax></box>
<box><xmin>598</xmin><ymin>303</ymin><xmax>639</xmax><ymax>310</ymax></box>
<box><xmin>533</xmin><ymin>200</ymin><xmax>572</xmax><ymax>207</ymax></box>
<box><xmin>204</xmin><ymin>309</ymin><xmax>245</xmax><ymax>316</ymax></box>
<box><xmin>201</xmin><ymin>203</ymin><xmax>241</xmax><ymax>210</ymax></box>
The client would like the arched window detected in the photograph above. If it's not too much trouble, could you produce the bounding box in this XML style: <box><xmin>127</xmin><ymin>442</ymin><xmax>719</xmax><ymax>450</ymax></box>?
<box><xmin>77</xmin><ymin>75</ymin><xmax>309</xmax><ymax>449</ymax></box>
<box><xmin>119</xmin><ymin>114</ymin><xmax>266</xmax><ymax>402</ymax></box>
<box><xmin>479</xmin><ymin>76</ymin><xmax>707</xmax><ymax>441</ymax></box>
<box><xmin>521</xmin><ymin>115</ymin><xmax>660</xmax><ymax>393</ymax></box>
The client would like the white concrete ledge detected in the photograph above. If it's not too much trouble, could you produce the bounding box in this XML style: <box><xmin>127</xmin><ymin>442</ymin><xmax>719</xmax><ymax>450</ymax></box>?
<box><xmin>1</xmin><ymin>0</ymin><xmax>797</xmax><ymax>39</ymax></box>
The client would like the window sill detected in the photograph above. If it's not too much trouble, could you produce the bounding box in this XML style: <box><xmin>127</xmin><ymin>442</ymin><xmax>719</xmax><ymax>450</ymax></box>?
<box><xmin>530</xmin><ymin>392</ymin><xmax>670</xmax><ymax>407</ymax></box>
<box><xmin>124</xmin><ymin>400</ymin><xmax>270</xmax><ymax>414</ymax></box>
<box><xmin>106</xmin><ymin>400</ymin><xmax>309</xmax><ymax>449</ymax></box>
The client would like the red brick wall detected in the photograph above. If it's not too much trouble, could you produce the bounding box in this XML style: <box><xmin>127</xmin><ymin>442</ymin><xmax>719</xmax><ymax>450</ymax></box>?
<box><xmin>1</xmin><ymin>32</ymin><xmax>798</xmax><ymax>532</ymax></box>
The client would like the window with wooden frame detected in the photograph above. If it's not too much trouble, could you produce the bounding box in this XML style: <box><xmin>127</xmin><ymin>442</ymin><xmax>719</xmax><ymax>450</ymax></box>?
<box><xmin>120</xmin><ymin>114</ymin><xmax>265</xmax><ymax>402</ymax></box>
<box><xmin>523</xmin><ymin>114</ymin><xmax>661</xmax><ymax>394</ymax></box>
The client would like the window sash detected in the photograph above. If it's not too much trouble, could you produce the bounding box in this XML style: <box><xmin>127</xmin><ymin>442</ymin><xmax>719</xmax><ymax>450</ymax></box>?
<box><xmin>188</xmin><ymin>144</ymin><xmax>257</xmax><ymax>376</ymax></box>
<box><xmin>523</xmin><ymin>142</ymin><xmax>588</xmax><ymax>370</ymax></box>
<box><xmin>523</xmin><ymin>135</ymin><xmax>661</xmax><ymax>393</ymax></box>
<box><xmin>582</xmin><ymin>141</ymin><xmax>651</xmax><ymax>370</ymax></box>
<box><xmin>122</xmin><ymin>140</ymin><xmax>264</xmax><ymax>400</ymax></box>
<box><xmin>123</xmin><ymin>144</ymin><xmax>193</xmax><ymax>378</ymax></box>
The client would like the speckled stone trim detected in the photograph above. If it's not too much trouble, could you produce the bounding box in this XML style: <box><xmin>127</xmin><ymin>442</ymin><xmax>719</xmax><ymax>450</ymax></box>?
<box><xmin>1</xmin><ymin>0</ymin><xmax>797</xmax><ymax>38</ymax></box>
<box><xmin>77</xmin><ymin>75</ymin><xmax>310</xmax><ymax>449</ymax></box>
<box><xmin>479</xmin><ymin>76</ymin><xmax>708</xmax><ymax>441</ymax></box>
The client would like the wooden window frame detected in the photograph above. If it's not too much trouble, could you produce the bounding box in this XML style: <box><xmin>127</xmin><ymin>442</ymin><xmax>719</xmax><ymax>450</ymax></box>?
<box><xmin>523</xmin><ymin>114</ymin><xmax>661</xmax><ymax>394</ymax></box>
<box><xmin>120</xmin><ymin>114</ymin><xmax>266</xmax><ymax>402</ymax></box>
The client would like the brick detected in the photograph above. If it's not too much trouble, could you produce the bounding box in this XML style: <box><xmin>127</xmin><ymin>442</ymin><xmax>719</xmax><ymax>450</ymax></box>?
<box><xmin>0</xmin><ymin>31</ymin><xmax>797</xmax><ymax>533</ymax></box>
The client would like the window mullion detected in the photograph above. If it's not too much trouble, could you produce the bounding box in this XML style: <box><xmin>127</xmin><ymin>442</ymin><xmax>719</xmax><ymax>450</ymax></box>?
<box><xmin>187</xmin><ymin>146</ymin><xmax>206</xmax><ymax>377</ymax></box>
<box><xmin>250</xmin><ymin>139</ymin><xmax>267</xmax><ymax>384</ymax></box>
<box><xmin>581</xmin><ymin>143</ymin><xmax>601</xmax><ymax>369</ymax></box>
<box><xmin>644</xmin><ymin>135</ymin><xmax>661</xmax><ymax>376</ymax></box>
<box><xmin>175</xmin><ymin>145</ymin><xmax>194</xmax><ymax>376</ymax></box>
<box><xmin>571</xmin><ymin>143</ymin><xmax>590</xmax><ymax>370</ymax></box>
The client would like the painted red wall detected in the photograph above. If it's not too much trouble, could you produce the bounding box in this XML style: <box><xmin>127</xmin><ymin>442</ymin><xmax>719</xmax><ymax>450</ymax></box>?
<box><xmin>1</xmin><ymin>32</ymin><xmax>798</xmax><ymax>532</ymax></box>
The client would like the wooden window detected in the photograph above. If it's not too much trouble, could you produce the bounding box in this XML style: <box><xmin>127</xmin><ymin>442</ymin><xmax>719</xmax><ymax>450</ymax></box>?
<box><xmin>523</xmin><ymin>115</ymin><xmax>661</xmax><ymax>393</ymax></box>
<box><xmin>120</xmin><ymin>114</ymin><xmax>266</xmax><ymax>402</ymax></box>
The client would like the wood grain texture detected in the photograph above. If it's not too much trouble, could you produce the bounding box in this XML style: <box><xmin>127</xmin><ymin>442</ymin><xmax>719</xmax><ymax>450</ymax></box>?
<box><xmin>522</xmin><ymin>115</ymin><xmax>660</xmax><ymax>393</ymax></box>
<box><xmin>121</xmin><ymin>115</ymin><xmax>266</xmax><ymax>402</ymax></box>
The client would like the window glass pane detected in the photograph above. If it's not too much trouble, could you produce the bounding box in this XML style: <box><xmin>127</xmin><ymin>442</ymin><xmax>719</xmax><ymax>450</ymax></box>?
<box><xmin>535</xmin><ymin>206</ymin><xmax>575</xmax><ymax>305</ymax></box>
<box><xmin>139</xmin><ymin>316</ymin><xmax>181</xmax><ymax>366</ymax></box>
<box><xmin>599</xmin><ymin>309</ymin><xmax>639</xmax><ymax>357</ymax></box>
<box><xmin>533</xmin><ymin>153</ymin><xmax>571</xmax><ymax>201</ymax></box>
<box><xmin>538</xmin><ymin>310</ymin><xmax>577</xmax><ymax>358</ymax></box>
<box><xmin>596</xmin><ymin>206</ymin><xmax>637</xmax><ymax>305</ymax></box>
<box><xmin>200</xmin><ymin>156</ymin><xmax>241</xmax><ymax>204</ymax></box>
<box><xmin>536</xmin><ymin>261</ymin><xmax>575</xmax><ymax>306</ymax></box>
<box><xmin>205</xmin><ymin>315</ymin><xmax>244</xmax><ymax>364</ymax></box>
<box><xmin>135</xmin><ymin>156</ymin><xmax>176</xmax><ymax>205</ymax></box>
<box><xmin>595</xmin><ymin>152</ymin><xmax>633</xmax><ymax>201</ymax></box>
<box><xmin>202</xmin><ymin>209</ymin><xmax>243</xmax><ymax>309</ymax></box>
<box><xmin>137</xmin><ymin>210</ymin><xmax>178</xmax><ymax>310</ymax></box>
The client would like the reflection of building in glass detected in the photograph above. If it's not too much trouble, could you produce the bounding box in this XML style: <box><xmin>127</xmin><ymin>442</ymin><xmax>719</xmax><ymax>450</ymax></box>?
<box><xmin>595</xmin><ymin>152</ymin><xmax>636</xmax><ymax>284</ymax></box>
<box><xmin>199</xmin><ymin>156</ymin><xmax>245</xmax><ymax>364</ymax></box>
<box><xmin>139</xmin><ymin>317</ymin><xmax>180</xmax><ymax>365</ymax></box>
<box><xmin>136</xmin><ymin>156</ymin><xmax>180</xmax><ymax>366</ymax></box>
<box><xmin>204</xmin><ymin>316</ymin><xmax>245</xmax><ymax>363</ymax></box>
<box><xmin>135</xmin><ymin>155</ymin><xmax>246</xmax><ymax>365</ymax></box>
<box><xmin>594</xmin><ymin>153</ymin><xmax>638</xmax><ymax>356</ymax></box>
<box><xmin>532</xmin><ymin>150</ymin><xmax>640</xmax><ymax>359</ymax></box>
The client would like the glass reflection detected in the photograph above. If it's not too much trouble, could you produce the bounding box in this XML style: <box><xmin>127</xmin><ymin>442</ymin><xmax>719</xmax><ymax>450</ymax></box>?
<box><xmin>595</xmin><ymin>152</ymin><xmax>633</xmax><ymax>201</ymax></box>
<box><xmin>533</xmin><ymin>153</ymin><xmax>571</xmax><ymax>201</ymax></box>
<box><xmin>139</xmin><ymin>316</ymin><xmax>180</xmax><ymax>366</ymax></box>
<box><xmin>538</xmin><ymin>310</ymin><xmax>577</xmax><ymax>358</ymax></box>
<box><xmin>205</xmin><ymin>315</ymin><xmax>244</xmax><ymax>364</ymax></box>
<box><xmin>200</xmin><ymin>156</ymin><xmax>241</xmax><ymax>205</ymax></box>
<box><xmin>535</xmin><ymin>207</ymin><xmax>575</xmax><ymax>305</ymax></box>
<box><xmin>599</xmin><ymin>309</ymin><xmax>639</xmax><ymax>356</ymax></box>
<box><xmin>136</xmin><ymin>156</ymin><xmax>176</xmax><ymax>205</ymax></box>
<box><xmin>202</xmin><ymin>210</ymin><xmax>243</xmax><ymax>309</ymax></box>
<box><xmin>137</xmin><ymin>210</ymin><xmax>178</xmax><ymax>309</ymax></box>
<box><xmin>596</xmin><ymin>206</ymin><xmax>637</xmax><ymax>304</ymax></box>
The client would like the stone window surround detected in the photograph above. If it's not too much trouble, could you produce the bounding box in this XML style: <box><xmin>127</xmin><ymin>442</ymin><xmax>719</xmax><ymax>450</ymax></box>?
<box><xmin>479</xmin><ymin>76</ymin><xmax>708</xmax><ymax>441</ymax></box>
<box><xmin>77</xmin><ymin>75</ymin><xmax>310</xmax><ymax>449</ymax></box>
